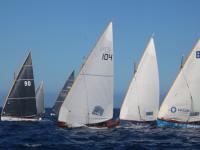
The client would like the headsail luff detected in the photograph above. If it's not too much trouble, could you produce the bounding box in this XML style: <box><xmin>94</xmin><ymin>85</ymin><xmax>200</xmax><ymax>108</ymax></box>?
<box><xmin>1</xmin><ymin>52</ymin><xmax>37</xmax><ymax>119</ymax></box>
<box><xmin>58</xmin><ymin>22</ymin><xmax>113</xmax><ymax>127</ymax></box>
<box><xmin>119</xmin><ymin>36</ymin><xmax>159</xmax><ymax>122</ymax></box>
<box><xmin>52</xmin><ymin>70</ymin><xmax>75</xmax><ymax>116</ymax></box>
<box><xmin>158</xmin><ymin>39</ymin><xmax>200</xmax><ymax>123</ymax></box>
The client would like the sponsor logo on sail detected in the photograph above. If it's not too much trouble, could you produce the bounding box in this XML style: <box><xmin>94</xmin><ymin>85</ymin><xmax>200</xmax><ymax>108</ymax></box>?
<box><xmin>170</xmin><ymin>106</ymin><xmax>190</xmax><ymax>113</ymax></box>
<box><xmin>92</xmin><ymin>106</ymin><xmax>104</xmax><ymax>116</ymax></box>
<box><xmin>177</xmin><ymin>108</ymin><xmax>190</xmax><ymax>113</ymax></box>
<box><xmin>171</xmin><ymin>107</ymin><xmax>176</xmax><ymax>113</ymax></box>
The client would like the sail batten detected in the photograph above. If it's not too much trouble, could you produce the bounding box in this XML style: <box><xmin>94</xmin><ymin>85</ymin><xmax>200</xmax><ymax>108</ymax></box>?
<box><xmin>120</xmin><ymin>37</ymin><xmax>159</xmax><ymax>122</ymax></box>
<box><xmin>58</xmin><ymin>22</ymin><xmax>113</xmax><ymax>127</ymax></box>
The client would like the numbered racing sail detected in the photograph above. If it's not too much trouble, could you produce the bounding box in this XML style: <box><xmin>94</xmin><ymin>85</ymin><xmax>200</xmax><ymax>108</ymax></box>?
<box><xmin>36</xmin><ymin>81</ymin><xmax>45</xmax><ymax>117</ymax></box>
<box><xmin>51</xmin><ymin>70</ymin><xmax>75</xmax><ymax>116</ymax></box>
<box><xmin>120</xmin><ymin>37</ymin><xmax>159</xmax><ymax>122</ymax></box>
<box><xmin>58</xmin><ymin>22</ymin><xmax>113</xmax><ymax>127</ymax></box>
<box><xmin>1</xmin><ymin>52</ymin><xmax>38</xmax><ymax>121</ymax></box>
<box><xmin>158</xmin><ymin>39</ymin><xmax>200</xmax><ymax>123</ymax></box>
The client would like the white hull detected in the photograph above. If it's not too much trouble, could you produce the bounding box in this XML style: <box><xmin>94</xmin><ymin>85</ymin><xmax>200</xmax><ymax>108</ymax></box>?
<box><xmin>1</xmin><ymin>116</ymin><xmax>41</xmax><ymax>122</ymax></box>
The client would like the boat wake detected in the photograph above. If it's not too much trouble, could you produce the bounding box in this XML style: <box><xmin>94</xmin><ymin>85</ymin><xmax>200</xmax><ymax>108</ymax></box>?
<box><xmin>24</xmin><ymin>143</ymin><xmax>42</xmax><ymax>148</ymax></box>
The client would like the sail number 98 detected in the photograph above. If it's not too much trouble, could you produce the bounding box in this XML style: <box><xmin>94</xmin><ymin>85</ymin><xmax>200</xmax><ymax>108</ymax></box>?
<box><xmin>102</xmin><ymin>53</ymin><xmax>112</xmax><ymax>61</ymax></box>
<box><xmin>24</xmin><ymin>81</ymin><xmax>31</xmax><ymax>87</ymax></box>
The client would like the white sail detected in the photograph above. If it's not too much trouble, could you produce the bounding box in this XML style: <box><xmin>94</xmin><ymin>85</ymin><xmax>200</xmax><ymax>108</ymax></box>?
<box><xmin>158</xmin><ymin>39</ymin><xmax>200</xmax><ymax>122</ymax></box>
<box><xmin>120</xmin><ymin>37</ymin><xmax>159</xmax><ymax>121</ymax></box>
<box><xmin>58</xmin><ymin>22</ymin><xmax>113</xmax><ymax>127</ymax></box>
<box><xmin>36</xmin><ymin>81</ymin><xmax>45</xmax><ymax>116</ymax></box>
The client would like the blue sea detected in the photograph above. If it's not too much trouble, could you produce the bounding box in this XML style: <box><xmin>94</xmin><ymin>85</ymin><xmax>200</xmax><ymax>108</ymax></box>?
<box><xmin>0</xmin><ymin>108</ymin><xmax>200</xmax><ymax>150</ymax></box>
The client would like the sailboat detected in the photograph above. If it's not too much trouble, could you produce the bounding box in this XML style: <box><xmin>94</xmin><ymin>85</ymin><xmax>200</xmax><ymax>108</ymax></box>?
<box><xmin>1</xmin><ymin>52</ymin><xmax>40</xmax><ymax>121</ymax></box>
<box><xmin>58</xmin><ymin>22</ymin><xmax>119</xmax><ymax>128</ymax></box>
<box><xmin>119</xmin><ymin>36</ymin><xmax>159</xmax><ymax>124</ymax></box>
<box><xmin>157</xmin><ymin>39</ymin><xmax>200</xmax><ymax>128</ymax></box>
<box><xmin>36</xmin><ymin>81</ymin><xmax>45</xmax><ymax>117</ymax></box>
<box><xmin>51</xmin><ymin>70</ymin><xmax>75</xmax><ymax>117</ymax></box>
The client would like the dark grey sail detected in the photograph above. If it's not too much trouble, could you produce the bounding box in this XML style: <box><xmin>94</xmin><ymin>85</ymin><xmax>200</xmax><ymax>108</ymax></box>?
<box><xmin>1</xmin><ymin>52</ymin><xmax>37</xmax><ymax>119</ymax></box>
<box><xmin>51</xmin><ymin>70</ymin><xmax>75</xmax><ymax>116</ymax></box>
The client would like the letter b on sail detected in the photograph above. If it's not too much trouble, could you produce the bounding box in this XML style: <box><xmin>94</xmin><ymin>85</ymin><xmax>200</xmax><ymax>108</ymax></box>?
<box><xmin>196</xmin><ymin>51</ymin><xmax>200</xmax><ymax>58</ymax></box>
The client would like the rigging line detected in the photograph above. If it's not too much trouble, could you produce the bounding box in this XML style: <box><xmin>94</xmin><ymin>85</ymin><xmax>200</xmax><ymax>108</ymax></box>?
<box><xmin>182</xmin><ymin>71</ymin><xmax>193</xmax><ymax>123</ymax></box>
<box><xmin>82</xmin><ymin>69</ymin><xmax>90</xmax><ymax>124</ymax></box>
<box><xmin>135</xmin><ymin>73</ymin><xmax>145</xmax><ymax>122</ymax></box>
<box><xmin>138</xmin><ymin>106</ymin><xmax>142</xmax><ymax>121</ymax></box>
<box><xmin>138</xmin><ymin>105</ymin><xmax>146</xmax><ymax>122</ymax></box>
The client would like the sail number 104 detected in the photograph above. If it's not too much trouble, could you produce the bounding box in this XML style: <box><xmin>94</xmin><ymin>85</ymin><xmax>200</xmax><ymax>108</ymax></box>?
<box><xmin>102</xmin><ymin>53</ymin><xmax>112</xmax><ymax>61</ymax></box>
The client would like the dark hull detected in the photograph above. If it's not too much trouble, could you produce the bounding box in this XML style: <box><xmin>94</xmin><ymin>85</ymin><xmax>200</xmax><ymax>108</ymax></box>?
<box><xmin>58</xmin><ymin>119</ymin><xmax>120</xmax><ymax>128</ymax></box>
<box><xmin>120</xmin><ymin>119</ymin><xmax>156</xmax><ymax>126</ymax></box>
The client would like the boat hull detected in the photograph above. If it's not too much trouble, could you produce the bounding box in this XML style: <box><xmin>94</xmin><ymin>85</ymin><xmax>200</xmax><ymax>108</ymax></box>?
<box><xmin>58</xmin><ymin>119</ymin><xmax>119</xmax><ymax>128</ymax></box>
<box><xmin>120</xmin><ymin>119</ymin><xmax>156</xmax><ymax>125</ymax></box>
<box><xmin>87</xmin><ymin>119</ymin><xmax>119</xmax><ymax>128</ymax></box>
<box><xmin>157</xmin><ymin>119</ymin><xmax>200</xmax><ymax>128</ymax></box>
<box><xmin>1</xmin><ymin>116</ymin><xmax>41</xmax><ymax>122</ymax></box>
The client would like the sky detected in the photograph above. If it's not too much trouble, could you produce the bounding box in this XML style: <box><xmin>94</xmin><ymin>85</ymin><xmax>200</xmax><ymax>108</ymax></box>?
<box><xmin>0</xmin><ymin>0</ymin><xmax>200</xmax><ymax>108</ymax></box>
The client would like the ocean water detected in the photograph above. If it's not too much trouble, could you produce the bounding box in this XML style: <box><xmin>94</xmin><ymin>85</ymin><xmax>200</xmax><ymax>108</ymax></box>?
<box><xmin>0</xmin><ymin>109</ymin><xmax>200</xmax><ymax>150</ymax></box>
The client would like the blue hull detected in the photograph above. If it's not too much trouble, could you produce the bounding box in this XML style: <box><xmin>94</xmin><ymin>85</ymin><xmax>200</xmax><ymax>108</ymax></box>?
<box><xmin>157</xmin><ymin>119</ymin><xmax>200</xmax><ymax>128</ymax></box>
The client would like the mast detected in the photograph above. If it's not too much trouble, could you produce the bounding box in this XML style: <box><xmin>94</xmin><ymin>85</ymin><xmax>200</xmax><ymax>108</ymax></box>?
<box><xmin>134</xmin><ymin>62</ymin><xmax>138</xmax><ymax>74</ymax></box>
<box><xmin>180</xmin><ymin>55</ymin><xmax>184</xmax><ymax>69</ymax></box>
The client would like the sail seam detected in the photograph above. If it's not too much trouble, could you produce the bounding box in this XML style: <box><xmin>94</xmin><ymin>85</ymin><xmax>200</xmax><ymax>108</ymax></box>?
<box><xmin>16</xmin><ymin>79</ymin><xmax>34</xmax><ymax>81</ymax></box>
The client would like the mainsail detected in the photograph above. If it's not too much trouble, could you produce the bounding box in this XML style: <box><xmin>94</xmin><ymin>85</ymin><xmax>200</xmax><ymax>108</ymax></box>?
<box><xmin>1</xmin><ymin>52</ymin><xmax>37</xmax><ymax>120</ymax></box>
<box><xmin>158</xmin><ymin>39</ymin><xmax>200</xmax><ymax>123</ymax></box>
<box><xmin>58</xmin><ymin>22</ymin><xmax>113</xmax><ymax>127</ymax></box>
<box><xmin>36</xmin><ymin>81</ymin><xmax>45</xmax><ymax>116</ymax></box>
<box><xmin>52</xmin><ymin>70</ymin><xmax>75</xmax><ymax>116</ymax></box>
<box><xmin>119</xmin><ymin>37</ymin><xmax>159</xmax><ymax>122</ymax></box>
